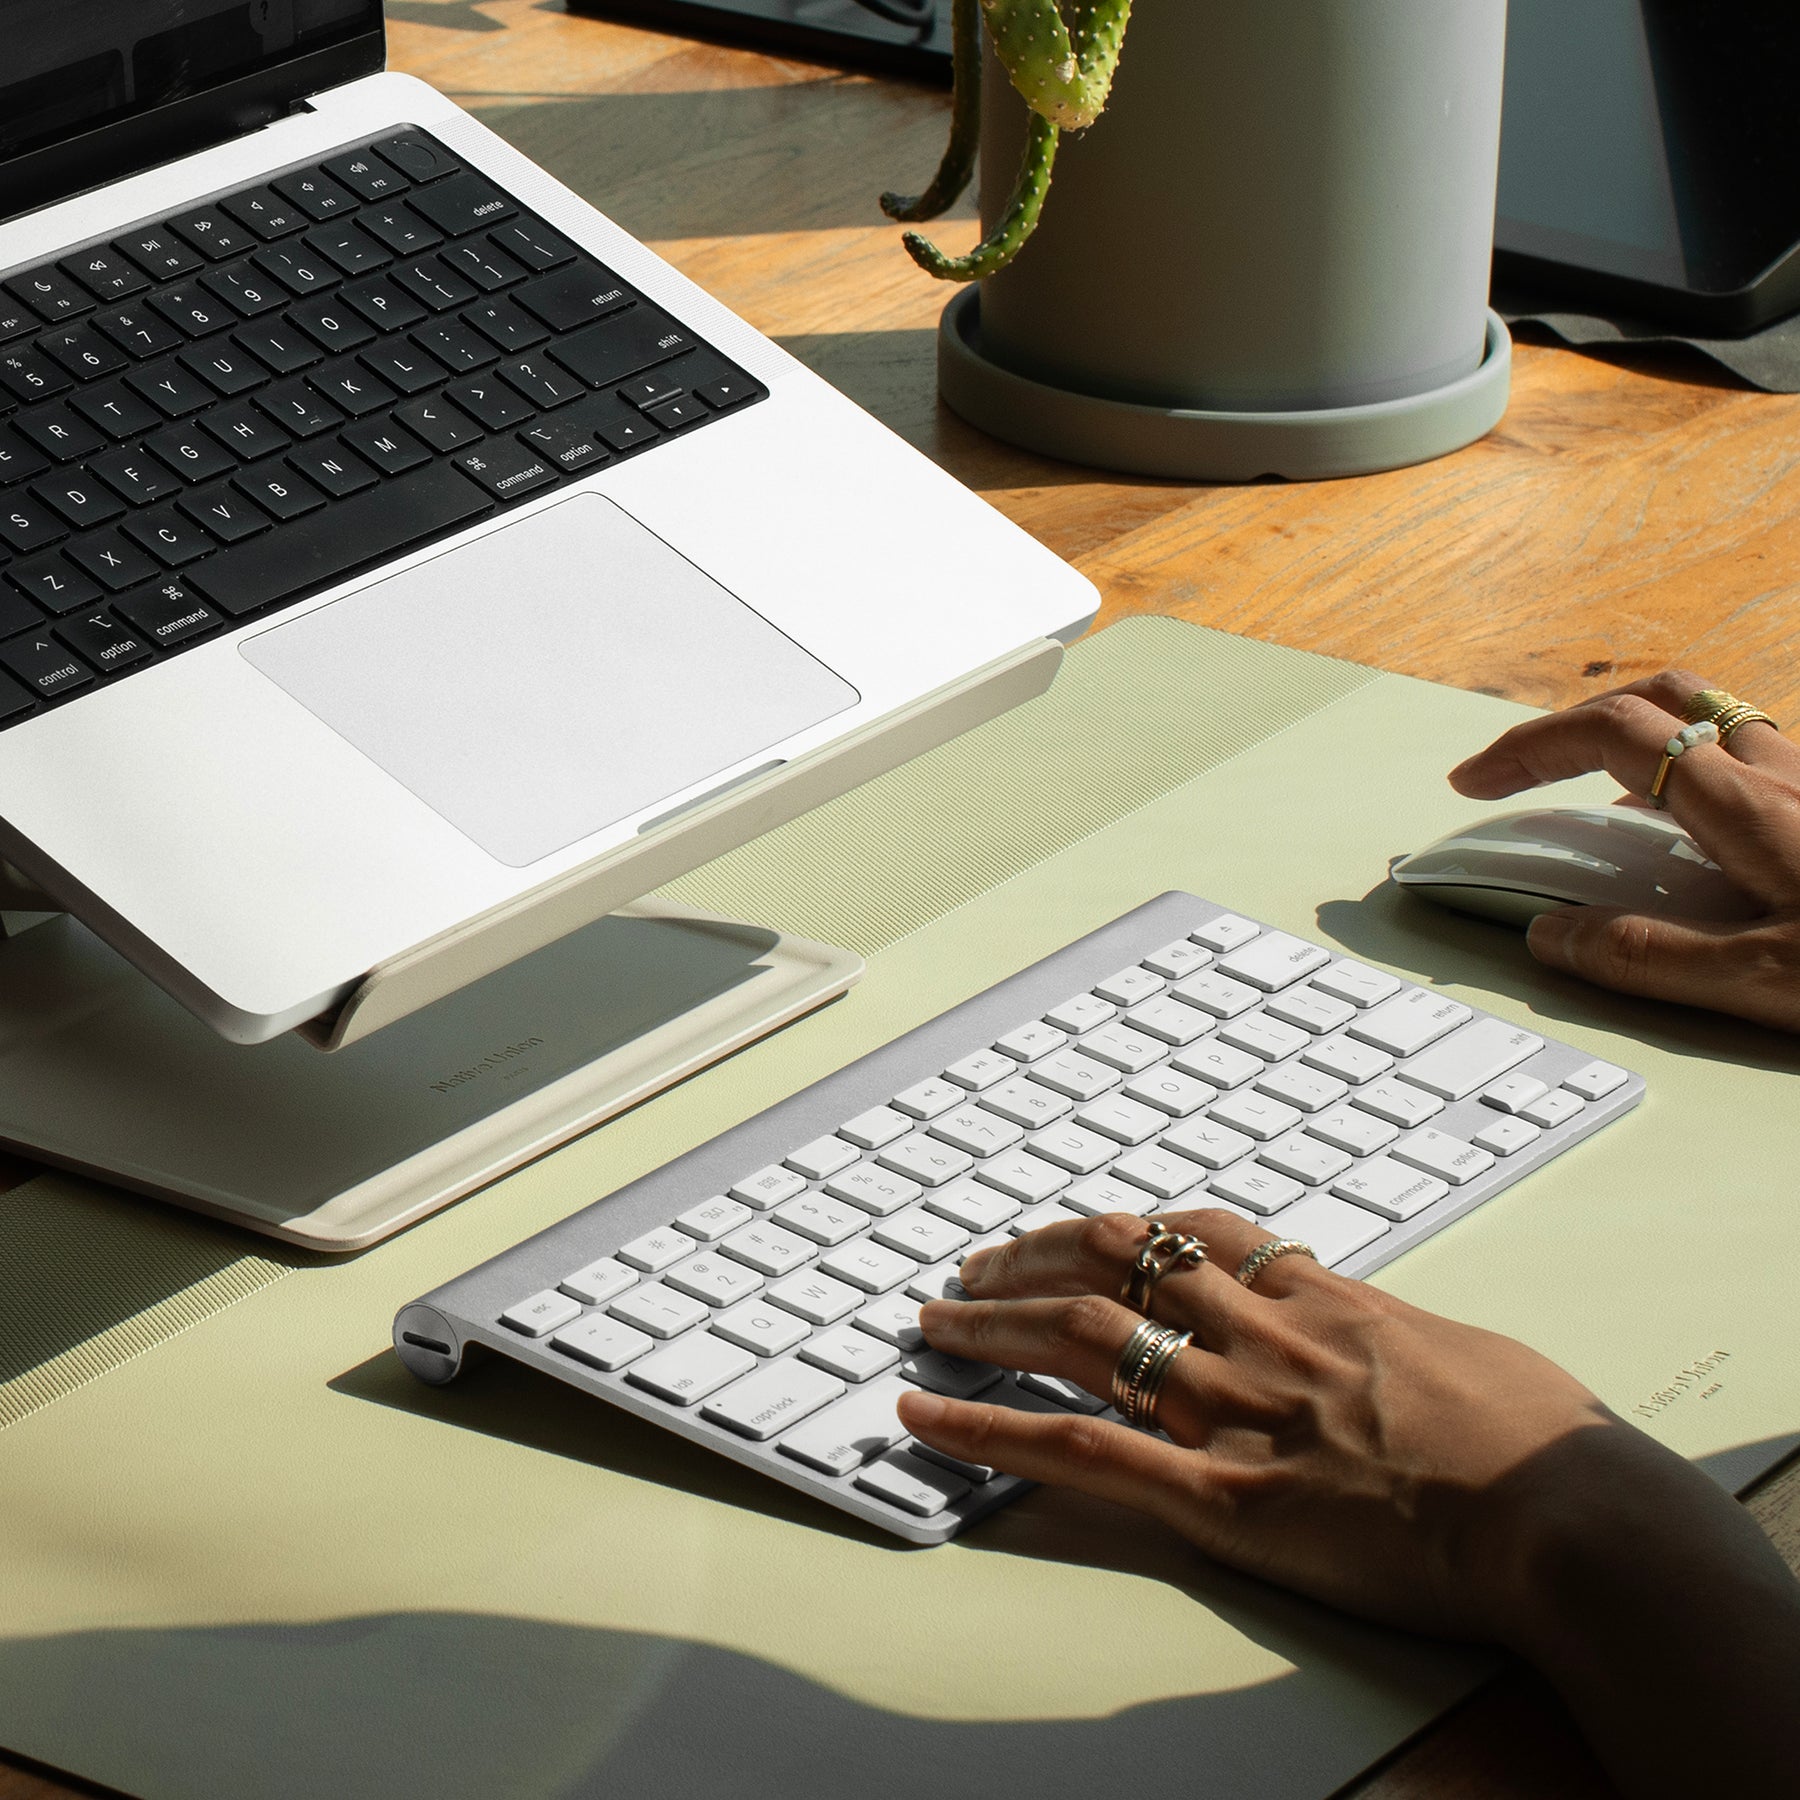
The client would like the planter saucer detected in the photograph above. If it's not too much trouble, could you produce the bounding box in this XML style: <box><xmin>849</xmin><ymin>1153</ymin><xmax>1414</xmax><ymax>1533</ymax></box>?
<box><xmin>937</xmin><ymin>290</ymin><xmax>1512</xmax><ymax>481</ymax></box>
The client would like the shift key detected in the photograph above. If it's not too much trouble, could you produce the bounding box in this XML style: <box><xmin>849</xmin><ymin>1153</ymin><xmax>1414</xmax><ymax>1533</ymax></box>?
<box><xmin>557</xmin><ymin>305</ymin><xmax>696</xmax><ymax>389</ymax></box>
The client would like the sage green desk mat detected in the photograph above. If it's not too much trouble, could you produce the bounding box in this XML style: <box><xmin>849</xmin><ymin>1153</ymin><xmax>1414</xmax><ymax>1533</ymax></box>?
<box><xmin>3</xmin><ymin>618</ymin><xmax>1797</xmax><ymax>1800</ymax></box>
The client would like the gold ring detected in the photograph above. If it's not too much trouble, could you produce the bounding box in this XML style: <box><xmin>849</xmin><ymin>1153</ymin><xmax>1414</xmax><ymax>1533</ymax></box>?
<box><xmin>1110</xmin><ymin>1320</ymin><xmax>1192</xmax><ymax>1429</ymax></box>
<box><xmin>1235</xmin><ymin>1238</ymin><xmax>1318</xmax><ymax>1289</ymax></box>
<box><xmin>1122</xmin><ymin>1220</ymin><xmax>1206</xmax><ymax>1312</ymax></box>
<box><xmin>1684</xmin><ymin>689</ymin><xmax>1778</xmax><ymax>747</ymax></box>
<box><xmin>1647</xmin><ymin>720</ymin><xmax>1719</xmax><ymax>809</ymax></box>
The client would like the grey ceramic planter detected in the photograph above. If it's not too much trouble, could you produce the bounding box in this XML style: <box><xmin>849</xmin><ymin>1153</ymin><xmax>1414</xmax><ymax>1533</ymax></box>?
<box><xmin>938</xmin><ymin>0</ymin><xmax>1514</xmax><ymax>479</ymax></box>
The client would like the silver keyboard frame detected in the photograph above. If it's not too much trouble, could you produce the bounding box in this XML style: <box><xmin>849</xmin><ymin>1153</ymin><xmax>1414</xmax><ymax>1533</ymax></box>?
<box><xmin>395</xmin><ymin>891</ymin><xmax>1644</xmax><ymax>1545</ymax></box>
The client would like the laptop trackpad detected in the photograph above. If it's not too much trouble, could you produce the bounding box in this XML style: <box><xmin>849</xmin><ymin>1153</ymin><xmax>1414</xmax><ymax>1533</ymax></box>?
<box><xmin>240</xmin><ymin>493</ymin><xmax>859</xmax><ymax>868</ymax></box>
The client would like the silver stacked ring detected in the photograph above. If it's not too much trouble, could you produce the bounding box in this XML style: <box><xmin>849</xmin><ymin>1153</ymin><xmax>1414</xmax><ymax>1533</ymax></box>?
<box><xmin>1110</xmin><ymin>1319</ymin><xmax>1193</xmax><ymax>1430</ymax></box>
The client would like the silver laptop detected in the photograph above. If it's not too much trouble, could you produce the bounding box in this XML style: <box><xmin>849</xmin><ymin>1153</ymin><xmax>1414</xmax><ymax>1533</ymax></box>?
<box><xmin>0</xmin><ymin>2</ymin><xmax>1094</xmax><ymax>1044</ymax></box>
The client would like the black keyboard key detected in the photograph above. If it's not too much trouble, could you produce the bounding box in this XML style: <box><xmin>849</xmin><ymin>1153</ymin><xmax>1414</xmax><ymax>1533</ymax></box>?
<box><xmin>360</xmin><ymin>204</ymin><xmax>441</xmax><ymax>259</ymax></box>
<box><xmin>445</xmin><ymin>375</ymin><xmax>533</xmax><ymax>430</ymax></box>
<box><xmin>6</xmin><ymin>268</ymin><xmax>94</xmax><ymax>324</ymax></box>
<box><xmin>341</xmin><ymin>417</ymin><xmax>430</xmax><ymax>475</ymax></box>
<box><xmin>440</xmin><ymin>241</ymin><xmax>525</xmax><ymax>293</ymax></box>
<box><xmin>126</xmin><ymin>364</ymin><xmax>216</xmax><ymax>418</ymax></box>
<box><xmin>123</xmin><ymin>507</ymin><xmax>216</xmax><ymax>566</ymax></box>
<box><xmin>308</xmin><ymin>359</ymin><xmax>395</xmax><ymax>418</ymax></box>
<box><xmin>0</xmin><ymin>427</ymin><xmax>50</xmax><ymax>486</ymax></box>
<box><xmin>696</xmin><ymin>371</ymin><xmax>758</xmax><ymax>409</ymax></box>
<box><xmin>60</xmin><ymin>248</ymin><xmax>149</xmax><ymax>302</ymax></box>
<box><xmin>0</xmin><ymin>631</ymin><xmax>92</xmax><ymax>698</ymax></box>
<box><xmin>178</xmin><ymin>485</ymin><xmax>269</xmax><ymax>544</ymax></box>
<box><xmin>56</xmin><ymin>609</ymin><xmax>152</xmax><ymax>675</ymax></box>
<box><xmin>489</xmin><ymin>219</ymin><xmax>578</xmax><ymax>272</ymax></box>
<box><xmin>0</xmin><ymin>494</ymin><xmax>68</xmax><ymax>553</ymax></box>
<box><xmin>289</xmin><ymin>297</ymin><xmax>375</xmax><ymax>354</ymax></box>
<box><xmin>169</xmin><ymin>207</ymin><xmax>256</xmax><ymax>261</ymax></box>
<box><xmin>71</xmin><ymin>380</ymin><xmax>163</xmax><ymax>440</ymax></box>
<box><xmin>463</xmin><ymin>298</ymin><xmax>548</xmax><ymax>353</ymax></box>
<box><xmin>32</xmin><ymin>473</ymin><xmax>124</xmax><ymax>530</ymax></box>
<box><xmin>39</xmin><ymin>328</ymin><xmax>128</xmax><ymax>382</ymax></box>
<box><xmin>114</xmin><ymin>227</ymin><xmax>202</xmax><ymax>280</ymax></box>
<box><xmin>392</xmin><ymin>394</ymin><xmax>481</xmax><ymax>452</ymax></box>
<box><xmin>178</xmin><ymin>341</ymin><xmax>268</xmax><ymax>397</ymax></box>
<box><xmin>557</xmin><ymin>307</ymin><xmax>697</xmax><ymax>389</ymax></box>
<box><xmin>391</xmin><ymin>258</ymin><xmax>476</xmax><ymax>312</ymax></box>
<box><xmin>517</xmin><ymin>417</ymin><xmax>608</xmax><ymax>474</ymax></box>
<box><xmin>515</xmin><ymin>263</ymin><xmax>633</xmax><ymax>333</ymax></box>
<box><xmin>0</xmin><ymin>584</ymin><xmax>44</xmax><ymax>636</ymax></box>
<box><xmin>371</xmin><ymin>133</ymin><xmax>458</xmax><ymax>184</ymax></box>
<box><xmin>645</xmin><ymin>395</ymin><xmax>709</xmax><ymax>431</ymax></box>
<box><xmin>572</xmin><ymin>394</ymin><xmax>661</xmax><ymax>453</ymax></box>
<box><xmin>0</xmin><ymin>351</ymin><xmax>73</xmax><ymax>405</ymax></box>
<box><xmin>272</xmin><ymin>169</ymin><xmax>357</xmax><ymax>222</ymax></box>
<box><xmin>67</xmin><ymin>530</ymin><xmax>159</xmax><ymax>591</ymax></box>
<box><xmin>145</xmin><ymin>422</ymin><xmax>237</xmax><ymax>484</ymax></box>
<box><xmin>116</xmin><ymin>580</ymin><xmax>225</xmax><ymax>648</ymax></box>
<box><xmin>324</xmin><ymin>150</ymin><xmax>410</xmax><ymax>201</ymax></box>
<box><xmin>91</xmin><ymin>446</ymin><xmax>182</xmax><ymax>508</ymax></box>
<box><xmin>16</xmin><ymin>407</ymin><xmax>107</xmax><ymax>464</ymax></box>
<box><xmin>258</xmin><ymin>379</ymin><xmax>343</xmax><ymax>438</ymax></box>
<box><xmin>285</xmin><ymin>440</ymin><xmax>378</xmax><ymax>498</ymax></box>
<box><xmin>305</xmin><ymin>222</ymin><xmax>391</xmax><ymax>278</ymax></box>
<box><xmin>202</xmin><ymin>262</ymin><xmax>286</xmax><ymax>317</ymax></box>
<box><xmin>220</xmin><ymin>186</ymin><xmax>307</xmax><ymax>241</ymax></box>
<box><xmin>357</xmin><ymin>342</ymin><xmax>446</xmax><ymax>395</ymax></box>
<box><xmin>452</xmin><ymin>440</ymin><xmax>559</xmax><ymax>501</ymax></box>
<box><xmin>149</xmin><ymin>285</ymin><xmax>238</xmax><ymax>338</ymax></box>
<box><xmin>190</xmin><ymin>459</ymin><xmax>490</xmax><ymax>616</ymax></box>
<box><xmin>252</xmin><ymin>244</ymin><xmax>336</xmax><ymax>297</ymax></box>
<box><xmin>0</xmin><ymin>301</ymin><xmax>36</xmax><ymax>344</ymax></box>
<box><xmin>232</xmin><ymin>322</ymin><xmax>319</xmax><ymax>375</ymax></box>
<box><xmin>0</xmin><ymin>667</ymin><xmax>35</xmax><ymax>720</ymax></box>
<box><xmin>233</xmin><ymin>466</ymin><xmax>325</xmax><ymax>520</ymax></box>
<box><xmin>499</xmin><ymin>352</ymin><xmax>584</xmax><ymax>410</ymax></box>
<box><xmin>410</xmin><ymin>318</ymin><xmax>495</xmax><ymax>373</ymax></box>
<box><xmin>409</xmin><ymin>174</ymin><xmax>518</xmax><ymax>239</ymax></box>
<box><xmin>201</xmin><ymin>405</ymin><xmax>290</xmax><ymax>462</ymax></box>
<box><xmin>93</xmin><ymin>306</ymin><xmax>183</xmax><ymax>359</ymax></box>
<box><xmin>618</xmin><ymin>368</ymin><xmax>685</xmax><ymax>409</ymax></box>
<box><xmin>9</xmin><ymin>552</ymin><xmax>99</xmax><ymax>614</ymax></box>
<box><xmin>341</xmin><ymin>276</ymin><xmax>428</xmax><ymax>333</ymax></box>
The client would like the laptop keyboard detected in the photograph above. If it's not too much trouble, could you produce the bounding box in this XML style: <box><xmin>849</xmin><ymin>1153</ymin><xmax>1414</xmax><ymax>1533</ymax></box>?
<box><xmin>0</xmin><ymin>128</ymin><xmax>764</xmax><ymax>731</ymax></box>
<box><xmin>395</xmin><ymin>892</ymin><xmax>1644</xmax><ymax>1544</ymax></box>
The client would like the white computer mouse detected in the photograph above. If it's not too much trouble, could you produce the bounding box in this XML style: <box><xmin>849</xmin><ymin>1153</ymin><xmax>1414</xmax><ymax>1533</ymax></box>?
<box><xmin>1390</xmin><ymin>805</ymin><xmax>1762</xmax><ymax>926</ymax></box>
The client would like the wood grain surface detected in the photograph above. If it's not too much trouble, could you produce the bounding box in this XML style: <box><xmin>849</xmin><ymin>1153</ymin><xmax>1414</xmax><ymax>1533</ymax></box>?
<box><xmin>4</xmin><ymin>5</ymin><xmax>1797</xmax><ymax>1798</ymax></box>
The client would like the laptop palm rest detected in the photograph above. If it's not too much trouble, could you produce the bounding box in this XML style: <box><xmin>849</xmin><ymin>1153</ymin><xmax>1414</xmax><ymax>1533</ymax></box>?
<box><xmin>240</xmin><ymin>493</ymin><xmax>859</xmax><ymax>868</ymax></box>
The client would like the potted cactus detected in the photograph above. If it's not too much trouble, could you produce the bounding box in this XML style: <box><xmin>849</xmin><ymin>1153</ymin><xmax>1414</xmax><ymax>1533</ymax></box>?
<box><xmin>883</xmin><ymin>0</ymin><xmax>1514</xmax><ymax>480</ymax></box>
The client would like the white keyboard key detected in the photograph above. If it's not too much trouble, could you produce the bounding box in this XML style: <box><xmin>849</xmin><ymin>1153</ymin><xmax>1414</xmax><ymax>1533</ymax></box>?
<box><xmin>1347</xmin><ymin>989</ymin><xmax>1473</xmax><ymax>1057</ymax></box>
<box><xmin>1563</xmin><ymin>1060</ymin><xmax>1628</xmax><ymax>1101</ymax></box>
<box><xmin>617</xmin><ymin>1226</ymin><xmax>698</xmax><ymax>1273</ymax></box>
<box><xmin>1064</xmin><ymin>1174</ymin><xmax>1159</xmax><ymax>1216</ymax></box>
<box><xmin>1271</xmin><ymin>1192</ymin><xmax>1390</xmax><ymax>1267</ymax></box>
<box><xmin>673</xmin><ymin>1197</ymin><xmax>751</xmax><ymax>1243</ymax></box>
<box><xmin>1254</xmin><ymin>1064</ymin><xmax>1348</xmax><ymax>1113</ymax></box>
<box><xmin>891</xmin><ymin>1077</ymin><xmax>963</xmax><ymax>1120</ymax></box>
<box><xmin>839</xmin><ymin>1105</ymin><xmax>912</xmax><ymax>1150</ymax></box>
<box><xmin>730</xmin><ymin>1164</ymin><xmax>808</xmax><ymax>1210</ymax></box>
<box><xmin>1009</xmin><ymin>1200</ymin><xmax>1085</xmax><ymax>1234</ymax></box>
<box><xmin>1017</xmin><ymin>1372</ymin><xmax>1107</xmax><ymax>1413</ymax></box>
<box><xmin>899</xmin><ymin>1349</ymin><xmax>1004</xmax><ymax>1399</ymax></box>
<box><xmin>1390</xmin><ymin>1127</ymin><xmax>1497</xmax><ymax>1186</ymax></box>
<box><xmin>609</xmin><ymin>1282</ymin><xmax>710</xmax><ymax>1338</ymax></box>
<box><xmin>559</xmin><ymin>1257</ymin><xmax>636</xmax><ymax>1306</ymax></box>
<box><xmin>1190</xmin><ymin>912</ymin><xmax>1260</xmax><ymax>952</ymax></box>
<box><xmin>1112</xmin><ymin>1145</ymin><xmax>1208</xmax><ymax>1202</ymax></box>
<box><xmin>765</xmin><ymin>1270</ymin><xmax>862</xmax><ymax>1325</ymax></box>
<box><xmin>1026</xmin><ymin>1123</ymin><xmax>1119</xmax><ymax>1174</ymax></box>
<box><xmin>1331</xmin><ymin>1156</ymin><xmax>1449</xmax><ymax>1220</ymax></box>
<box><xmin>1170</xmin><ymin>970</ymin><xmax>1260</xmax><ymax>1019</ymax></box>
<box><xmin>856</xmin><ymin>1448</ymin><xmax>973</xmax><ymax>1516</ymax></box>
<box><xmin>877</xmin><ymin>1132</ymin><xmax>975</xmax><ymax>1187</ymax></box>
<box><xmin>664</xmin><ymin>1253</ymin><xmax>765</xmax><ymax>1308</ymax></box>
<box><xmin>994</xmin><ymin>1020</ymin><xmax>1067</xmax><ymax>1062</ymax></box>
<box><xmin>1159</xmin><ymin>1115</ymin><xmax>1256</xmax><ymax>1170</ymax></box>
<box><xmin>1210</xmin><ymin>1163</ymin><xmax>1303</xmax><ymax>1213</ymax></box>
<box><xmin>711</xmin><ymin>1298</ymin><xmax>812</xmax><ymax>1356</ymax></box>
<box><xmin>1258</xmin><ymin>1130</ymin><xmax>1354</xmax><ymax>1187</ymax></box>
<box><xmin>818</xmin><ymin>1239</ymin><xmax>917</xmax><ymax>1293</ymax></box>
<box><xmin>1480</xmin><ymin>1072</ymin><xmax>1549</xmax><ymax>1114</ymax></box>
<box><xmin>825</xmin><ymin>1163</ymin><xmax>923</xmax><ymax>1216</ymax></box>
<box><xmin>943</xmin><ymin>1048</ymin><xmax>1013</xmax><ymax>1091</ymax></box>
<box><xmin>1029</xmin><ymin>1049</ymin><xmax>1121</xmax><ymax>1100</ymax></box>
<box><xmin>785</xmin><ymin>1134</ymin><xmax>861</xmax><ymax>1181</ymax></box>
<box><xmin>910</xmin><ymin>1441</ymin><xmax>999</xmax><ymax>1484</ymax></box>
<box><xmin>1351</xmin><ymin>1076</ymin><xmax>1445</xmax><ymax>1128</ymax></box>
<box><xmin>1215</xmin><ymin>930</ymin><xmax>1332</xmax><ymax>992</ymax></box>
<box><xmin>1217</xmin><ymin>1013</ymin><xmax>1311</xmax><ymax>1062</ymax></box>
<box><xmin>719</xmin><ymin>1221</ymin><xmax>814</xmax><ymax>1278</ymax></box>
<box><xmin>1263</xmin><ymin>984</ymin><xmax>1357</xmax><ymax>1035</ymax></box>
<box><xmin>1123</xmin><ymin>1067</ymin><xmax>1214</xmax><ymax>1117</ymax></box>
<box><xmin>1520</xmin><ymin>1088</ymin><xmax>1586</xmax><ymax>1129</ymax></box>
<box><xmin>1043</xmin><ymin>993</ymin><xmax>1116</xmax><ymax>1035</ymax></box>
<box><xmin>1305</xmin><ymin>1102</ymin><xmax>1399</xmax><ymax>1157</ymax></box>
<box><xmin>976</xmin><ymin>1150</ymin><xmax>1072</xmax><ymax>1203</ymax></box>
<box><xmin>923</xmin><ymin>1177</ymin><xmax>1020</xmax><ymax>1233</ymax></box>
<box><xmin>1122</xmin><ymin>995</ymin><xmax>1214</xmax><ymax>1045</ymax></box>
<box><xmin>628</xmin><ymin>1331</ymin><xmax>756</xmax><ymax>1405</ymax></box>
<box><xmin>1170</xmin><ymin>1040</ymin><xmax>1263</xmax><ymax>1090</ymax></box>
<box><xmin>802</xmin><ymin>1324</ymin><xmax>903</xmax><ymax>1383</ymax></box>
<box><xmin>979</xmin><ymin>1076</ymin><xmax>1075</xmax><ymax>1128</ymax></box>
<box><xmin>1472</xmin><ymin>1115</ymin><xmax>1542</xmax><ymax>1157</ymax></box>
<box><xmin>1399</xmin><ymin>1018</ymin><xmax>1545</xmax><ymax>1101</ymax></box>
<box><xmin>1142</xmin><ymin>937</ymin><xmax>1215</xmax><ymax>979</ymax></box>
<box><xmin>550</xmin><ymin>1313</ymin><xmax>654</xmax><ymax>1370</ymax></box>
<box><xmin>1310</xmin><ymin>960</ymin><xmax>1402</xmax><ymax>1008</ymax></box>
<box><xmin>854</xmin><ymin>1298</ymin><xmax>927</xmax><ymax>1350</ymax></box>
<box><xmin>501</xmin><ymin>1289</ymin><xmax>582</xmax><ymax>1337</ymax></box>
<box><xmin>1073</xmin><ymin>1094</ymin><xmax>1167</xmax><ymax>1145</ymax></box>
<box><xmin>906</xmin><ymin>1261</ymin><xmax>970</xmax><ymax>1303</ymax></box>
<box><xmin>1093</xmin><ymin>964</ymin><xmax>1165</xmax><ymax>1007</ymax></box>
<box><xmin>929</xmin><ymin>1104</ymin><xmax>1026</xmax><ymax>1158</ymax></box>
<box><xmin>1076</xmin><ymin>1022</ymin><xmax>1166</xmax><ymax>1073</ymax></box>
<box><xmin>703</xmin><ymin>1357</ymin><xmax>844</xmax><ymax>1440</ymax></box>
<box><xmin>1301</xmin><ymin>1034</ymin><xmax>1393</xmax><ymax>1085</ymax></box>
<box><xmin>873</xmin><ymin>1207</ymin><xmax>971</xmax><ymax>1263</ymax></box>
<box><xmin>778</xmin><ymin>1374</ymin><xmax>913</xmax><ymax>1473</ymax></box>
<box><xmin>774</xmin><ymin>1193</ymin><xmax>869</xmax><ymax>1245</ymax></box>
<box><xmin>1207</xmin><ymin>1091</ymin><xmax>1302</xmax><ymax>1141</ymax></box>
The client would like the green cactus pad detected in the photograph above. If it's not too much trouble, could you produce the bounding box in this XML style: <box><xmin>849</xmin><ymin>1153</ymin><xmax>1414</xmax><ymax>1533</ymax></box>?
<box><xmin>983</xmin><ymin>0</ymin><xmax>1131</xmax><ymax>129</ymax></box>
<box><xmin>902</xmin><ymin>110</ymin><xmax>1059</xmax><ymax>281</ymax></box>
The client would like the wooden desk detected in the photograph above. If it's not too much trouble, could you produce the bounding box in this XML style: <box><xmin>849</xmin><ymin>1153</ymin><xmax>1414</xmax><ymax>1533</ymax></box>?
<box><xmin>5</xmin><ymin>5</ymin><xmax>1798</xmax><ymax>1796</ymax></box>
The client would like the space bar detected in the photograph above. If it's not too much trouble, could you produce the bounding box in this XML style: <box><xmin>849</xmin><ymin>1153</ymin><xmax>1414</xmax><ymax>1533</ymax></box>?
<box><xmin>187</xmin><ymin>464</ymin><xmax>493</xmax><ymax>618</ymax></box>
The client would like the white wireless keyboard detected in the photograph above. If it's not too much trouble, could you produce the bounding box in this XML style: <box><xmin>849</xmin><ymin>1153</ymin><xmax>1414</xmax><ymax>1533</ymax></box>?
<box><xmin>395</xmin><ymin>892</ymin><xmax>1642</xmax><ymax>1544</ymax></box>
